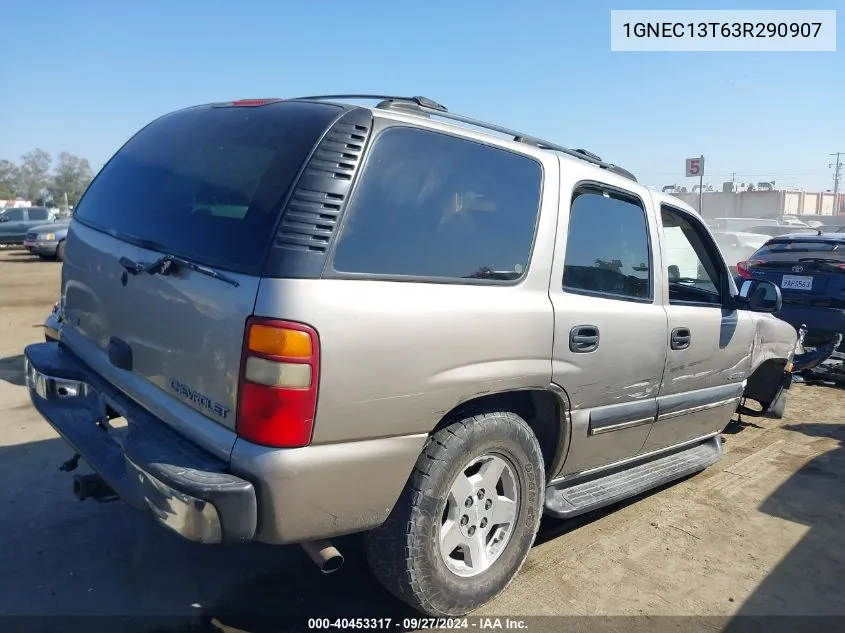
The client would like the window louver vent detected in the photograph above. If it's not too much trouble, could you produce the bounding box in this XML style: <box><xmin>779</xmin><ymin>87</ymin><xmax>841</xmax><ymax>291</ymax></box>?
<box><xmin>275</xmin><ymin>109</ymin><xmax>372</xmax><ymax>253</ymax></box>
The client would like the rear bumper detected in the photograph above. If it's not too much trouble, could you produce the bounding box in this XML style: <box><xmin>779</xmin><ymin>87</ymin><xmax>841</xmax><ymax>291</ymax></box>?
<box><xmin>23</xmin><ymin>341</ymin><xmax>257</xmax><ymax>544</ymax></box>
<box><xmin>24</xmin><ymin>340</ymin><xmax>428</xmax><ymax>546</ymax></box>
<box><xmin>777</xmin><ymin>305</ymin><xmax>845</xmax><ymax>338</ymax></box>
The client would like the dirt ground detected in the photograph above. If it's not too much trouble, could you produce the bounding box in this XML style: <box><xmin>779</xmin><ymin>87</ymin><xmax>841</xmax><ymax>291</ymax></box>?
<box><xmin>1</xmin><ymin>248</ymin><xmax>844</xmax><ymax>632</ymax></box>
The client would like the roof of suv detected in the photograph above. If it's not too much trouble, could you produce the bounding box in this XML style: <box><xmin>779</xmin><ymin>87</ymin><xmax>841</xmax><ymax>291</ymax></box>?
<box><xmin>216</xmin><ymin>94</ymin><xmax>640</xmax><ymax>184</ymax></box>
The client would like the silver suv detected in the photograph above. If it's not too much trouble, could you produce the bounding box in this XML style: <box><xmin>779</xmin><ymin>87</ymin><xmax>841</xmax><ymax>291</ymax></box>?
<box><xmin>24</xmin><ymin>95</ymin><xmax>798</xmax><ymax>616</ymax></box>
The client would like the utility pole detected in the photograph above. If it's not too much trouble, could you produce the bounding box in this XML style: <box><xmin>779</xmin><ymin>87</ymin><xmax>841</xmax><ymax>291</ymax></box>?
<box><xmin>698</xmin><ymin>154</ymin><xmax>705</xmax><ymax>214</ymax></box>
<box><xmin>830</xmin><ymin>153</ymin><xmax>843</xmax><ymax>216</ymax></box>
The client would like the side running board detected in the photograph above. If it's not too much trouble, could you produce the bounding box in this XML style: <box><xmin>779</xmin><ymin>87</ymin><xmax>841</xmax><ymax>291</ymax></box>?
<box><xmin>544</xmin><ymin>437</ymin><xmax>723</xmax><ymax>519</ymax></box>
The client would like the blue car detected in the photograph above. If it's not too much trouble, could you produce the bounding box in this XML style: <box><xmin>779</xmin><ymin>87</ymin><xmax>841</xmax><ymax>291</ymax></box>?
<box><xmin>736</xmin><ymin>231</ymin><xmax>845</xmax><ymax>357</ymax></box>
<box><xmin>23</xmin><ymin>218</ymin><xmax>70</xmax><ymax>261</ymax></box>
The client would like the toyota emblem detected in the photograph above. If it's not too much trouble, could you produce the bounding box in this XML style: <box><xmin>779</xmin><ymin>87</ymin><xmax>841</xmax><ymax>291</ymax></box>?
<box><xmin>792</xmin><ymin>265</ymin><xmax>804</xmax><ymax>273</ymax></box>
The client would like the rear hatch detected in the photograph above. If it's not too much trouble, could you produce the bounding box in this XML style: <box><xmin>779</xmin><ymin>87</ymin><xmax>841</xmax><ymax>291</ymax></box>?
<box><xmin>59</xmin><ymin>99</ymin><xmax>342</xmax><ymax>456</ymax></box>
<box><xmin>746</xmin><ymin>236</ymin><xmax>845</xmax><ymax>308</ymax></box>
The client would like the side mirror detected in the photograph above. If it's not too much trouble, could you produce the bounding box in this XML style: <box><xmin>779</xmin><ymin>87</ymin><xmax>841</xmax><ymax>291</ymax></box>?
<box><xmin>738</xmin><ymin>279</ymin><xmax>782</xmax><ymax>313</ymax></box>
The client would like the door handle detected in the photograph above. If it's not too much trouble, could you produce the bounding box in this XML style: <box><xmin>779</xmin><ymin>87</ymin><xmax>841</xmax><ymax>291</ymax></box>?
<box><xmin>670</xmin><ymin>327</ymin><xmax>691</xmax><ymax>350</ymax></box>
<box><xmin>570</xmin><ymin>325</ymin><xmax>600</xmax><ymax>353</ymax></box>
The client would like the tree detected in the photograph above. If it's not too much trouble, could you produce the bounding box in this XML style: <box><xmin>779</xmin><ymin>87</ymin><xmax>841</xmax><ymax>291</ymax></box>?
<box><xmin>48</xmin><ymin>152</ymin><xmax>93</xmax><ymax>208</ymax></box>
<box><xmin>0</xmin><ymin>160</ymin><xmax>18</xmax><ymax>199</ymax></box>
<box><xmin>17</xmin><ymin>149</ymin><xmax>52</xmax><ymax>202</ymax></box>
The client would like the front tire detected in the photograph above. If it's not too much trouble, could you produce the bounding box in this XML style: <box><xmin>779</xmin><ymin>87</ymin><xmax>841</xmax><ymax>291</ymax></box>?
<box><xmin>364</xmin><ymin>411</ymin><xmax>545</xmax><ymax>616</ymax></box>
<box><xmin>55</xmin><ymin>240</ymin><xmax>66</xmax><ymax>262</ymax></box>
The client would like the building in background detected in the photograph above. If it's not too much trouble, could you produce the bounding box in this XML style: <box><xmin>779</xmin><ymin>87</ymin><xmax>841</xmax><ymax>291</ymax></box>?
<box><xmin>662</xmin><ymin>181</ymin><xmax>844</xmax><ymax>220</ymax></box>
<box><xmin>0</xmin><ymin>199</ymin><xmax>33</xmax><ymax>209</ymax></box>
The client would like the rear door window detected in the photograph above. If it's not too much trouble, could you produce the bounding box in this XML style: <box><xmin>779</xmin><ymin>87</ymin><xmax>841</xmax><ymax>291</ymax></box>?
<box><xmin>562</xmin><ymin>188</ymin><xmax>652</xmax><ymax>302</ymax></box>
<box><xmin>73</xmin><ymin>101</ymin><xmax>341</xmax><ymax>274</ymax></box>
<box><xmin>331</xmin><ymin>126</ymin><xmax>542</xmax><ymax>282</ymax></box>
<box><xmin>29</xmin><ymin>207</ymin><xmax>49</xmax><ymax>221</ymax></box>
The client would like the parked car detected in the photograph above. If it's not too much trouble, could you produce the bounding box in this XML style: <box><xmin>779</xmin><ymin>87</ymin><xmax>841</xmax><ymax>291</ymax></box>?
<box><xmin>737</xmin><ymin>231</ymin><xmax>845</xmax><ymax>354</ymax></box>
<box><xmin>23</xmin><ymin>218</ymin><xmax>71</xmax><ymax>261</ymax></box>
<box><xmin>777</xmin><ymin>215</ymin><xmax>811</xmax><ymax>227</ymax></box>
<box><xmin>0</xmin><ymin>206</ymin><xmax>58</xmax><ymax>248</ymax></box>
<box><xmin>708</xmin><ymin>217</ymin><xmax>780</xmax><ymax>232</ymax></box>
<box><xmin>22</xmin><ymin>94</ymin><xmax>799</xmax><ymax>617</ymax></box>
<box><xmin>817</xmin><ymin>223</ymin><xmax>845</xmax><ymax>233</ymax></box>
<box><xmin>747</xmin><ymin>225</ymin><xmax>817</xmax><ymax>238</ymax></box>
<box><xmin>712</xmin><ymin>230</ymin><xmax>770</xmax><ymax>274</ymax></box>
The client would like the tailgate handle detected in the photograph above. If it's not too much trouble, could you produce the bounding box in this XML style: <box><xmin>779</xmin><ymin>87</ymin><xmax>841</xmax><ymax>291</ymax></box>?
<box><xmin>570</xmin><ymin>325</ymin><xmax>600</xmax><ymax>353</ymax></box>
<box><xmin>670</xmin><ymin>327</ymin><xmax>691</xmax><ymax>351</ymax></box>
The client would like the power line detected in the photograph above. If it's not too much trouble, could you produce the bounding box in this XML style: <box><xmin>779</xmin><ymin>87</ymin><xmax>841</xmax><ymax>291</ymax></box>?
<box><xmin>830</xmin><ymin>152</ymin><xmax>844</xmax><ymax>214</ymax></box>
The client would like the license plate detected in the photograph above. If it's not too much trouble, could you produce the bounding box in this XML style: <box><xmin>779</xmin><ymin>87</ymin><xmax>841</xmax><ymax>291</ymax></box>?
<box><xmin>781</xmin><ymin>275</ymin><xmax>813</xmax><ymax>290</ymax></box>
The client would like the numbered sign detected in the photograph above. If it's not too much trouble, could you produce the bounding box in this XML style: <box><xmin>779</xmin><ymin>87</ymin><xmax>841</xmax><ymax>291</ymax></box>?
<box><xmin>685</xmin><ymin>157</ymin><xmax>704</xmax><ymax>177</ymax></box>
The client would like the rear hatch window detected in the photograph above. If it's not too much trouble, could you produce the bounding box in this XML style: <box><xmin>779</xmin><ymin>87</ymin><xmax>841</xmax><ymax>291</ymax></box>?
<box><xmin>73</xmin><ymin>100</ymin><xmax>342</xmax><ymax>274</ymax></box>
<box><xmin>749</xmin><ymin>238</ymin><xmax>845</xmax><ymax>299</ymax></box>
<box><xmin>754</xmin><ymin>239</ymin><xmax>845</xmax><ymax>262</ymax></box>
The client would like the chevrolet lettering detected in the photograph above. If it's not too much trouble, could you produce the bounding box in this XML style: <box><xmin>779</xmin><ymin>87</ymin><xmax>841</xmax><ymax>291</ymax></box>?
<box><xmin>169</xmin><ymin>380</ymin><xmax>230</xmax><ymax>419</ymax></box>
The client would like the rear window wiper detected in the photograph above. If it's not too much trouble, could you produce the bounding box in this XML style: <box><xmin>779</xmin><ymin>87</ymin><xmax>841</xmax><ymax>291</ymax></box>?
<box><xmin>119</xmin><ymin>254</ymin><xmax>240</xmax><ymax>287</ymax></box>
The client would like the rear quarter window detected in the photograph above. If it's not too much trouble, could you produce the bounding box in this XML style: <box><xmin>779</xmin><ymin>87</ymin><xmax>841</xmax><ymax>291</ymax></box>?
<box><xmin>72</xmin><ymin>101</ymin><xmax>341</xmax><ymax>274</ymax></box>
<box><xmin>330</xmin><ymin>126</ymin><xmax>543</xmax><ymax>282</ymax></box>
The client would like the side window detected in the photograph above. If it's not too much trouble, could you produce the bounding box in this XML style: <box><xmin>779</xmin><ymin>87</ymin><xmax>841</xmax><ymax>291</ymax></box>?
<box><xmin>661</xmin><ymin>205</ymin><xmax>723</xmax><ymax>306</ymax></box>
<box><xmin>4</xmin><ymin>209</ymin><xmax>24</xmax><ymax>221</ymax></box>
<box><xmin>331</xmin><ymin>127</ymin><xmax>542</xmax><ymax>281</ymax></box>
<box><xmin>562</xmin><ymin>188</ymin><xmax>652</xmax><ymax>302</ymax></box>
<box><xmin>29</xmin><ymin>208</ymin><xmax>49</xmax><ymax>221</ymax></box>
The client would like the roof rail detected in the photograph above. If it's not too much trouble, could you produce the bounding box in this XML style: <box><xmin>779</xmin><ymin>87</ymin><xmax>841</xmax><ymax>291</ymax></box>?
<box><xmin>288</xmin><ymin>94</ymin><xmax>637</xmax><ymax>182</ymax></box>
<box><xmin>290</xmin><ymin>94</ymin><xmax>448</xmax><ymax>112</ymax></box>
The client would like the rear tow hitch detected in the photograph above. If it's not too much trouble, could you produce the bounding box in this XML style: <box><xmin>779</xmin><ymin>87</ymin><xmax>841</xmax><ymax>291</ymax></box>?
<box><xmin>59</xmin><ymin>453</ymin><xmax>80</xmax><ymax>472</ymax></box>
<box><xmin>73</xmin><ymin>473</ymin><xmax>118</xmax><ymax>503</ymax></box>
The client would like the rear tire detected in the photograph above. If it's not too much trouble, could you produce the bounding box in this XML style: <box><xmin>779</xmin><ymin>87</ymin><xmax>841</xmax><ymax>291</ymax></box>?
<box><xmin>364</xmin><ymin>411</ymin><xmax>545</xmax><ymax>616</ymax></box>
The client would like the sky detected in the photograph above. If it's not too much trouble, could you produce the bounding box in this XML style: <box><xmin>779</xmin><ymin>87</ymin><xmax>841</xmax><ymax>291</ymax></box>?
<box><xmin>1</xmin><ymin>0</ymin><xmax>843</xmax><ymax>192</ymax></box>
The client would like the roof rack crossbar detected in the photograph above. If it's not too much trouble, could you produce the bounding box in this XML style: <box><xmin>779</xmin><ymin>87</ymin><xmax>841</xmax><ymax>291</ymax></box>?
<box><xmin>289</xmin><ymin>95</ymin><xmax>636</xmax><ymax>181</ymax></box>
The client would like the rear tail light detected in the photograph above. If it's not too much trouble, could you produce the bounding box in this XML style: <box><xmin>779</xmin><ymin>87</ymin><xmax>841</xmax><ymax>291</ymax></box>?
<box><xmin>236</xmin><ymin>317</ymin><xmax>320</xmax><ymax>448</ymax></box>
<box><xmin>737</xmin><ymin>259</ymin><xmax>763</xmax><ymax>280</ymax></box>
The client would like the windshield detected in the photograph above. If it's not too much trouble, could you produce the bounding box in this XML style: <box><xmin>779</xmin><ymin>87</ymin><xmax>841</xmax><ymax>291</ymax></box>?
<box><xmin>72</xmin><ymin>101</ymin><xmax>340</xmax><ymax>274</ymax></box>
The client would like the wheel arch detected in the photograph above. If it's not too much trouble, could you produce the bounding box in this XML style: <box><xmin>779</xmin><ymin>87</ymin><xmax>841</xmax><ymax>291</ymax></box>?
<box><xmin>744</xmin><ymin>357</ymin><xmax>789</xmax><ymax>409</ymax></box>
<box><xmin>433</xmin><ymin>385</ymin><xmax>573</xmax><ymax>479</ymax></box>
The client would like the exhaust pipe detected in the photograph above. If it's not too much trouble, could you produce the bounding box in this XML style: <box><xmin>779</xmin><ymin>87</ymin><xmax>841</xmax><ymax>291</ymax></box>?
<box><xmin>301</xmin><ymin>540</ymin><xmax>344</xmax><ymax>574</ymax></box>
<box><xmin>73</xmin><ymin>473</ymin><xmax>118</xmax><ymax>503</ymax></box>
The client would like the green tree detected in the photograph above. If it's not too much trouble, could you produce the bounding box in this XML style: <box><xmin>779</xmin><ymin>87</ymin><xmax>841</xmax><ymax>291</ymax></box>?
<box><xmin>0</xmin><ymin>160</ymin><xmax>19</xmax><ymax>199</ymax></box>
<box><xmin>17</xmin><ymin>149</ymin><xmax>52</xmax><ymax>202</ymax></box>
<box><xmin>48</xmin><ymin>152</ymin><xmax>93</xmax><ymax>208</ymax></box>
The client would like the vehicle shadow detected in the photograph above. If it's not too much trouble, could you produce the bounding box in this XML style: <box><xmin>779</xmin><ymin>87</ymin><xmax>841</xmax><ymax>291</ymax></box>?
<box><xmin>722</xmin><ymin>422</ymin><xmax>845</xmax><ymax>630</ymax></box>
<box><xmin>0</xmin><ymin>354</ymin><xmax>26</xmax><ymax>386</ymax></box>
<box><xmin>0</xmin><ymin>428</ymin><xmax>687</xmax><ymax>633</ymax></box>
<box><xmin>1</xmin><ymin>250</ymin><xmax>40</xmax><ymax>263</ymax></box>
